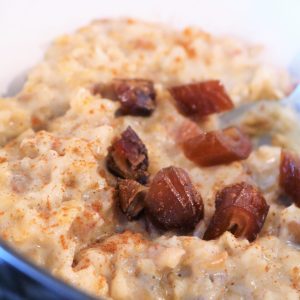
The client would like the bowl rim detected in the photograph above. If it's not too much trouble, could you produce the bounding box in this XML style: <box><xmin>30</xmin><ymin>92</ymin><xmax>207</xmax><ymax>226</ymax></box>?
<box><xmin>0</xmin><ymin>238</ymin><xmax>96</xmax><ymax>300</ymax></box>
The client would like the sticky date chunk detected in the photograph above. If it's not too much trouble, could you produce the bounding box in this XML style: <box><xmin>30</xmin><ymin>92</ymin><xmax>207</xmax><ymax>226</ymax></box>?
<box><xmin>280</xmin><ymin>150</ymin><xmax>300</xmax><ymax>207</ymax></box>
<box><xmin>169</xmin><ymin>80</ymin><xmax>234</xmax><ymax>119</ymax></box>
<box><xmin>182</xmin><ymin>126</ymin><xmax>252</xmax><ymax>166</ymax></box>
<box><xmin>106</xmin><ymin>127</ymin><xmax>149</xmax><ymax>184</ymax></box>
<box><xmin>92</xmin><ymin>79</ymin><xmax>156</xmax><ymax>116</ymax></box>
<box><xmin>117</xmin><ymin>179</ymin><xmax>147</xmax><ymax>220</ymax></box>
<box><xmin>176</xmin><ymin>120</ymin><xmax>203</xmax><ymax>146</ymax></box>
<box><xmin>145</xmin><ymin>166</ymin><xmax>204</xmax><ymax>230</ymax></box>
<box><xmin>92</xmin><ymin>82</ymin><xmax>117</xmax><ymax>99</ymax></box>
<box><xmin>204</xmin><ymin>182</ymin><xmax>269</xmax><ymax>242</ymax></box>
<box><xmin>114</xmin><ymin>79</ymin><xmax>156</xmax><ymax>116</ymax></box>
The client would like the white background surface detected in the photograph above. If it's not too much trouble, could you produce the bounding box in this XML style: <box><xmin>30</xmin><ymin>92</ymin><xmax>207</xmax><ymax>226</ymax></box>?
<box><xmin>1</xmin><ymin>0</ymin><xmax>300</xmax><ymax>96</ymax></box>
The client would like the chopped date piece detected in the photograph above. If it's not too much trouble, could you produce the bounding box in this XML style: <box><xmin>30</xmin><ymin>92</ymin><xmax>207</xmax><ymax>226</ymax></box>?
<box><xmin>114</xmin><ymin>79</ymin><xmax>156</xmax><ymax>116</ymax></box>
<box><xmin>280</xmin><ymin>150</ymin><xmax>300</xmax><ymax>207</ymax></box>
<box><xmin>117</xmin><ymin>179</ymin><xmax>147</xmax><ymax>220</ymax></box>
<box><xmin>92</xmin><ymin>79</ymin><xmax>156</xmax><ymax>116</ymax></box>
<box><xmin>204</xmin><ymin>182</ymin><xmax>269</xmax><ymax>242</ymax></box>
<box><xmin>176</xmin><ymin>120</ymin><xmax>203</xmax><ymax>145</ymax></box>
<box><xmin>145</xmin><ymin>166</ymin><xmax>204</xmax><ymax>231</ymax></box>
<box><xmin>106</xmin><ymin>127</ymin><xmax>149</xmax><ymax>184</ymax></box>
<box><xmin>169</xmin><ymin>80</ymin><xmax>234</xmax><ymax>119</ymax></box>
<box><xmin>92</xmin><ymin>83</ymin><xmax>117</xmax><ymax>99</ymax></box>
<box><xmin>182</xmin><ymin>126</ymin><xmax>252</xmax><ymax>166</ymax></box>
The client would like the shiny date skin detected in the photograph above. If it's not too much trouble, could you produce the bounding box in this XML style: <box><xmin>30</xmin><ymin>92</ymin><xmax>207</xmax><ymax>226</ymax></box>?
<box><xmin>145</xmin><ymin>166</ymin><xmax>204</xmax><ymax>231</ymax></box>
<box><xmin>204</xmin><ymin>182</ymin><xmax>269</xmax><ymax>242</ymax></box>
<box><xmin>117</xmin><ymin>178</ymin><xmax>147</xmax><ymax>220</ymax></box>
<box><xmin>169</xmin><ymin>80</ymin><xmax>234</xmax><ymax>119</ymax></box>
<box><xmin>280</xmin><ymin>150</ymin><xmax>300</xmax><ymax>207</ymax></box>
<box><xmin>106</xmin><ymin>126</ymin><xmax>149</xmax><ymax>184</ymax></box>
<box><xmin>182</xmin><ymin>126</ymin><xmax>252</xmax><ymax>167</ymax></box>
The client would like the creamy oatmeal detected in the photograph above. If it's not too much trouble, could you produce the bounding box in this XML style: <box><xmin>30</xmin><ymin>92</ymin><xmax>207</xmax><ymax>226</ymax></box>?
<box><xmin>0</xmin><ymin>19</ymin><xmax>299</xmax><ymax>299</ymax></box>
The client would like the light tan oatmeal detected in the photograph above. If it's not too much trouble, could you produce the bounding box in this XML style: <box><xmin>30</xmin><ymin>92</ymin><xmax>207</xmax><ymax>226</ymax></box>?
<box><xmin>0</xmin><ymin>18</ymin><xmax>299</xmax><ymax>300</ymax></box>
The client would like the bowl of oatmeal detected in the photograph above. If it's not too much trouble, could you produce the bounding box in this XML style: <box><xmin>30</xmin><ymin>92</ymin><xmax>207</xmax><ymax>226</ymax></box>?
<box><xmin>0</xmin><ymin>3</ymin><xmax>300</xmax><ymax>299</ymax></box>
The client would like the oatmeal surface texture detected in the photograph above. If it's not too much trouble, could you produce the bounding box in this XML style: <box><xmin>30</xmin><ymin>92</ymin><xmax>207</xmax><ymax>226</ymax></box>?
<box><xmin>0</xmin><ymin>19</ymin><xmax>299</xmax><ymax>299</ymax></box>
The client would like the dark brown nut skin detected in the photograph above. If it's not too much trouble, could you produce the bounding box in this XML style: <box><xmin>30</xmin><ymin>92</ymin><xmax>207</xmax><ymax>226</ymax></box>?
<box><xmin>113</xmin><ymin>79</ymin><xmax>156</xmax><ymax>116</ymax></box>
<box><xmin>145</xmin><ymin>166</ymin><xmax>204</xmax><ymax>231</ymax></box>
<box><xmin>117</xmin><ymin>179</ymin><xmax>147</xmax><ymax>220</ymax></box>
<box><xmin>204</xmin><ymin>182</ymin><xmax>269</xmax><ymax>242</ymax></box>
<box><xmin>182</xmin><ymin>126</ymin><xmax>252</xmax><ymax>166</ymax></box>
<box><xmin>169</xmin><ymin>80</ymin><xmax>234</xmax><ymax>119</ymax></box>
<box><xmin>106</xmin><ymin>126</ymin><xmax>149</xmax><ymax>184</ymax></box>
<box><xmin>280</xmin><ymin>150</ymin><xmax>300</xmax><ymax>207</ymax></box>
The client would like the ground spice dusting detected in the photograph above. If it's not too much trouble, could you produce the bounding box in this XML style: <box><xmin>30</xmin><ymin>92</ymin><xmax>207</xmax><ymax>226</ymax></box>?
<box><xmin>0</xmin><ymin>18</ymin><xmax>297</xmax><ymax>300</ymax></box>
<box><xmin>60</xmin><ymin>235</ymin><xmax>68</xmax><ymax>250</ymax></box>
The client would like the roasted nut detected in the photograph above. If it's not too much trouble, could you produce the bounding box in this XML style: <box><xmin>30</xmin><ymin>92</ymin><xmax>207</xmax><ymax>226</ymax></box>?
<box><xmin>182</xmin><ymin>126</ymin><xmax>252</xmax><ymax>166</ymax></box>
<box><xmin>280</xmin><ymin>150</ymin><xmax>300</xmax><ymax>207</ymax></box>
<box><xmin>117</xmin><ymin>179</ymin><xmax>147</xmax><ymax>220</ymax></box>
<box><xmin>145</xmin><ymin>166</ymin><xmax>204</xmax><ymax>230</ymax></box>
<box><xmin>113</xmin><ymin>79</ymin><xmax>156</xmax><ymax>116</ymax></box>
<box><xmin>106</xmin><ymin>127</ymin><xmax>149</xmax><ymax>184</ymax></box>
<box><xmin>204</xmin><ymin>182</ymin><xmax>269</xmax><ymax>242</ymax></box>
<box><xmin>169</xmin><ymin>80</ymin><xmax>234</xmax><ymax>119</ymax></box>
